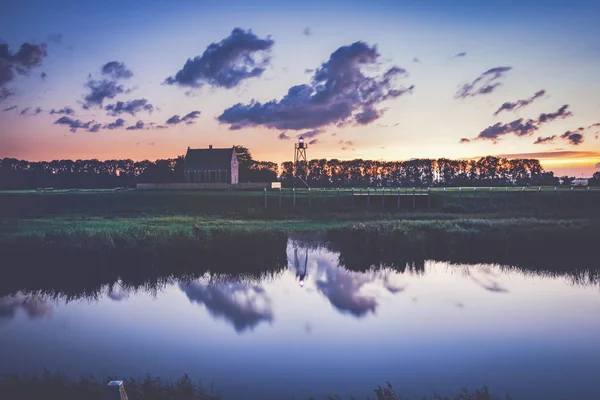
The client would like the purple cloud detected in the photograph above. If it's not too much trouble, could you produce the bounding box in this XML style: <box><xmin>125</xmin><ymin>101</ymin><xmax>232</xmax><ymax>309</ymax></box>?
<box><xmin>105</xmin><ymin>98</ymin><xmax>154</xmax><ymax>116</ymax></box>
<box><xmin>101</xmin><ymin>61</ymin><xmax>133</xmax><ymax>80</ymax></box>
<box><xmin>49</xmin><ymin>106</ymin><xmax>75</xmax><ymax>115</ymax></box>
<box><xmin>455</xmin><ymin>66</ymin><xmax>512</xmax><ymax>99</ymax></box>
<box><xmin>83</xmin><ymin>79</ymin><xmax>126</xmax><ymax>108</ymax></box>
<box><xmin>165</xmin><ymin>28</ymin><xmax>274</xmax><ymax>89</ymax></box>
<box><xmin>217</xmin><ymin>41</ymin><xmax>414</xmax><ymax>131</ymax></box>
<box><xmin>126</xmin><ymin>120</ymin><xmax>148</xmax><ymax>130</ymax></box>
<box><xmin>493</xmin><ymin>90</ymin><xmax>546</xmax><ymax>116</ymax></box>
<box><xmin>561</xmin><ymin>130</ymin><xmax>584</xmax><ymax>145</ymax></box>
<box><xmin>103</xmin><ymin>118</ymin><xmax>126</xmax><ymax>130</ymax></box>
<box><xmin>533</xmin><ymin>135</ymin><xmax>556</xmax><ymax>144</ymax></box>
<box><xmin>278</xmin><ymin>132</ymin><xmax>290</xmax><ymax>140</ymax></box>
<box><xmin>0</xmin><ymin>42</ymin><xmax>47</xmax><ymax>99</ymax></box>
<box><xmin>54</xmin><ymin>116</ymin><xmax>95</xmax><ymax>132</ymax></box>
<box><xmin>165</xmin><ymin>110</ymin><xmax>201</xmax><ymax>125</ymax></box>
<box><xmin>472</xmin><ymin>105</ymin><xmax>573</xmax><ymax>142</ymax></box>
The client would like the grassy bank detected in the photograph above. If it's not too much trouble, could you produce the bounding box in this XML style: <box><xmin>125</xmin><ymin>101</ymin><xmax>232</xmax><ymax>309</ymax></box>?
<box><xmin>0</xmin><ymin>372</ymin><xmax>511</xmax><ymax>400</ymax></box>
<box><xmin>1</xmin><ymin>218</ymin><xmax>598</xmax><ymax>299</ymax></box>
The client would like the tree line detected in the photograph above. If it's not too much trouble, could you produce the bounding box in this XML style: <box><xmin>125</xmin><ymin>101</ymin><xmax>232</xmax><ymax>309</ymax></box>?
<box><xmin>1</xmin><ymin>147</ymin><xmax>598</xmax><ymax>189</ymax></box>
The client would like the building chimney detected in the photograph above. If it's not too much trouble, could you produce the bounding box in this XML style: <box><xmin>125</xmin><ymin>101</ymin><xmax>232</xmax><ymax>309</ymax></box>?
<box><xmin>209</xmin><ymin>144</ymin><xmax>213</xmax><ymax>149</ymax></box>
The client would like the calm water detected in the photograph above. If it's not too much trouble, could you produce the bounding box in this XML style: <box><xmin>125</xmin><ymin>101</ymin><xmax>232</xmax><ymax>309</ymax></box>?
<box><xmin>1</xmin><ymin>240</ymin><xmax>599</xmax><ymax>400</ymax></box>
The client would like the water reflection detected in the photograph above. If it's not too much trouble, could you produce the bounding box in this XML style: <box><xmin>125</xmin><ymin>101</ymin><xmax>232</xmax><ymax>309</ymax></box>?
<box><xmin>294</xmin><ymin>248</ymin><xmax>308</xmax><ymax>287</ymax></box>
<box><xmin>0</xmin><ymin>294</ymin><xmax>52</xmax><ymax>320</ymax></box>
<box><xmin>465</xmin><ymin>266</ymin><xmax>509</xmax><ymax>293</ymax></box>
<box><xmin>179</xmin><ymin>280</ymin><xmax>273</xmax><ymax>332</ymax></box>
<box><xmin>313</xmin><ymin>262</ymin><xmax>405</xmax><ymax>318</ymax></box>
<box><xmin>1</xmin><ymin>239</ymin><xmax>599</xmax><ymax>400</ymax></box>
<box><xmin>107</xmin><ymin>281</ymin><xmax>131</xmax><ymax>301</ymax></box>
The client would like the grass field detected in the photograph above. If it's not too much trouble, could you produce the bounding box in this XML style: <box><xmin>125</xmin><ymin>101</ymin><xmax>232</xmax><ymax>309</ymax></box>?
<box><xmin>1</xmin><ymin>186</ymin><xmax>599</xmax><ymax>220</ymax></box>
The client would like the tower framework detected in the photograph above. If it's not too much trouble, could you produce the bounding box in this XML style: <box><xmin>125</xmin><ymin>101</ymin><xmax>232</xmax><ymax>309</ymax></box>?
<box><xmin>294</xmin><ymin>137</ymin><xmax>309</xmax><ymax>188</ymax></box>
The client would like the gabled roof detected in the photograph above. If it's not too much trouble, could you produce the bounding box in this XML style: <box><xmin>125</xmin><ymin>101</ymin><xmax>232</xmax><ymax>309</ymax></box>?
<box><xmin>184</xmin><ymin>147</ymin><xmax>235</xmax><ymax>170</ymax></box>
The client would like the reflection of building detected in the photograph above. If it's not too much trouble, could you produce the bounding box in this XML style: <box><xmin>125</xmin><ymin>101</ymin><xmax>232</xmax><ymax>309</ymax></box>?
<box><xmin>294</xmin><ymin>248</ymin><xmax>308</xmax><ymax>287</ymax></box>
<box><xmin>184</xmin><ymin>145</ymin><xmax>239</xmax><ymax>184</ymax></box>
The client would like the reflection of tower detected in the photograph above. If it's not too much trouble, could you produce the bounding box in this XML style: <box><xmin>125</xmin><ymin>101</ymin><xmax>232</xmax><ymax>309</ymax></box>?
<box><xmin>294</xmin><ymin>136</ymin><xmax>309</xmax><ymax>188</ymax></box>
<box><xmin>294</xmin><ymin>248</ymin><xmax>308</xmax><ymax>287</ymax></box>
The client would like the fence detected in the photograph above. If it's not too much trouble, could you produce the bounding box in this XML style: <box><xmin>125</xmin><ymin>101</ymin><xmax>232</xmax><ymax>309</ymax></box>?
<box><xmin>256</xmin><ymin>186</ymin><xmax>599</xmax><ymax>214</ymax></box>
<box><xmin>136</xmin><ymin>182</ymin><xmax>277</xmax><ymax>190</ymax></box>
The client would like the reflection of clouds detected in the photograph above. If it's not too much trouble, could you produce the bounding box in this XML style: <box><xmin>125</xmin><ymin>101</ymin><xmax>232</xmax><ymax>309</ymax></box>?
<box><xmin>297</xmin><ymin>246</ymin><xmax>406</xmax><ymax>318</ymax></box>
<box><xmin>107</xmin><ymin>284</ymin><xmax>130</xmax><ymax>301</ymax></box>
<box><xmin>179</xmin><ymin>281</ymin><xmax>273</xmax><ymax>333</ymax></box>
<box><xmin>0</xmin><ymin>294</ymin><xmax>52</xmax><ymax>320</ymax></box>
<box><xmin>463</xmin><ymin>265</ymin><xmax>509</xmax><ymax>293</ymax></box>
<box><xmin>470</xmin><ymin>274</ymin><xmax>509</xmax><ymax>293</ymax></box>
<box><xmin>316</xmin><ymin>269</ymin><xmax>378</xmax><ymax>317</ymax></box>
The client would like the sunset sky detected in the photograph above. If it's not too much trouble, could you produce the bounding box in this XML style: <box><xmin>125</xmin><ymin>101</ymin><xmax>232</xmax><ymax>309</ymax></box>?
<box><xmin>1</xmin><ymin>0</ymin><xmax>599</xmax><ymax>176</ymax></box>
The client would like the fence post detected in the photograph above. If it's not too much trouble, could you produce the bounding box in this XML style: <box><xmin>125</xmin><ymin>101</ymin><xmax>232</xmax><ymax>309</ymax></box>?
<box><xmin>308</xmin><ymin>187</ymin><xmax>311</xmax><ymax>207</ymax></box>
<box><xmin>367</xmin><ymin>187</ymin><xmax>370</xmax><ymax>209</ymax></box>
<box><xmin>293</xmin><ymin>187</ymin><xmax>296</xmax><ymax>207</ymax></box>
<box><xmin>412</xmin><ymin>187</ymin><xmax>416</xmax><ymax>209</ymax></box>
<box><xmin>458</xmin><ymin>187</ymin><xmax>462</xmax><ymax>206</ymax></box>
<box><xmin>351</xmin><ymin>187</ymin><xmax>355</xmax><ymax>208</ymax></box>
<box><xmin>382</xmin><ymin>187</ymin><xmax>385</xmax><ymax>208</ymax></box>
<box><xmin>538</xmin><ymin>186</ymin><xmax>542</xmax><ymax>209</ymax></box>
<box><xmin>504</xmin><ymin>186</ymin><xmax>508</xmax><ymax>208</ymax></box>
<box><xmin>489</xmin><ymin>187</ymin><xmax>493</xmax><ymax>207</ymax></box>
<box><xmin>442</xmin><ymin>187</ymin><xmax>446</xmax><ymax>208</ymax></box>
<box><xmin>279</xmin><ymin>187</ymin><xmax>282</xmax><ymax>209</ymax></box>
<box><xmin>397</xmin><ymin>187</ymin><xmax>401</xmax><ymax>209</ymax></box>
<box><xmin>106</xmin><ymin>381</ymin><xmax>128</xmax><ymax>400</ymax></box>
<box><xmin>554</xmin><ymin>186</ymin><xmax>558</xmax><ymax>207</ymax></box>
<box><xmin>337</xmin><ymin>187</ymin><xmax>340</xmax><ymax>206</ymax></box>
<box><xmin>521</xmin><ymin>187</ymin><xmax>525</xmax><ymax>206</ymax></box>
<box><xmin>264</xmin><ymin>188</ymin><xmax>267</xmax><ymax>209</ymax></box>
<box><xmin>473</xmin><ymin>187</ymin><xmax>476</xmax><ymax>208</ymax></box>
<box><xmin>427</xmin><ymin>187</ymin><xmax>431</xmax><ymax>211</ymax></box>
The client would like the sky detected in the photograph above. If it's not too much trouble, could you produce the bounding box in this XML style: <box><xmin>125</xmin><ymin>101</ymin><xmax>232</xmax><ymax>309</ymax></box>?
<box><xmin>1</xmin><ymin>0</ymin><xmax>599</xmax><ymax>176</ymax></box>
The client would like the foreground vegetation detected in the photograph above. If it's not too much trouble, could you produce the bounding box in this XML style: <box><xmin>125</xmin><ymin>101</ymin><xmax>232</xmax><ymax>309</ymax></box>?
<box><xmin>0</xmin><ymin>372</ymin><xmax>512</xmax><ymax>400</ymax></box>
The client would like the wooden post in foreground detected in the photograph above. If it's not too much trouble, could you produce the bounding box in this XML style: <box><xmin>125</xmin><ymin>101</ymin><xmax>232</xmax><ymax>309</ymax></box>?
<box><xmin>412</xmin><ymin>187</ymin><xmax>416</xmax><ymax>209</ymax></box>
<box><xmin>106</xmin><ymin>381</ymin><xmax>128</xmax><ymax>400</ymax></box>
<box><xmin>264</xmin><ymin>188</ymin><xmax>267</xmax><ymax>209</ymax></box>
